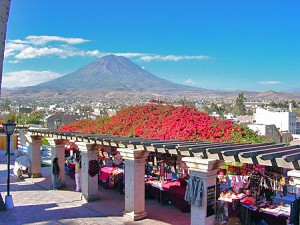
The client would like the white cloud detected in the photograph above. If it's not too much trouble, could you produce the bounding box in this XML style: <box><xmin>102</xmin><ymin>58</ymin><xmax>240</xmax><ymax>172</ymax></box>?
<box><xmin>25</xmin><ymin>35</ymin><xmax>90</xmax><ymax>45</ymax></box>
<box><xmin>4</xmin><ymin>36</ymin><xmax>210</xmax><ymax>63</ymax></box>
<box><xmin>15</xmin><ymin>47</ymin><xmax>66</xmax><ymax>59</ymax></box>
<box><xmin>258</xmin><ymin>81</ymin><xmax>281</xmax><ymax>85</ymax></box>
<box><xmin>111</xmin><ymin>52</ymin><xmax>210</xmax><ymax>62</ymax></box>
<box><xmin>139</xmin><ymin>54</ymin><xmax>209</xmax><ymax>62</ymax></box>
<box><xmin>8</xmin><ymin>45</ymin><xmax>100</xmax><ymax>60</ymax></box>
<box><xmin>3</xmin><ymin>70</ymin><xmax>61</xmax><ymax>88</ymax></box>
<box><xmin>183</xmin><ymin>79</ymin><xmax>202</xmax><ymax>85</ymax></box>
<box><xmin>7</xmin><ymin>60</ymin><xmax>21</xmax><ymax>64</ymax></box>
<box><xmin>4</xmin><ymin>42</ymin><xmax>28</xmax><ymax>57</ymax></box>
<box><xmin>113</xmin><ymin>52</ymin><xmax>145</xmax><ymax>58</ymax></box>
<box><xmin>4</xmin><ymin>36</ymin><xmax>98</xmax><ymax>61</ymax></box>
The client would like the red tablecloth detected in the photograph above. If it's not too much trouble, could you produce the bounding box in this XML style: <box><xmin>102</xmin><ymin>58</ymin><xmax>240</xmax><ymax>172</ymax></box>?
<box><xmin>162</xmin><ymin>180</ymin><xmax>186</xmax><ymax>198</ymax></box>
<box><xmin>162</xmin><ymin>180</ymin><xmax>190</xmax><ymax>212</ymax></box>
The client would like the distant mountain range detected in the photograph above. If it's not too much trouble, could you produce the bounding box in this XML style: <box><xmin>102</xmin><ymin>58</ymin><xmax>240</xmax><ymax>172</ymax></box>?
<box><xmin>36</xmin><ymin>54</ymin><xmax>208</xmax><ymax>92</ymax></box>
<box><xmin>2</xmin><ymin>54</ymin><xmax>300</xmax><ymax>101</ymax></box>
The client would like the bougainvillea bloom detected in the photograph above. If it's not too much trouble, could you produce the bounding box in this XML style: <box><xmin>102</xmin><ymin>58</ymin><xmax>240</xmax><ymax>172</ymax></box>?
<box><xmin>59</xmin><ymin>103</ymin><xmax>268</xmax><ymax>143</ymax></box>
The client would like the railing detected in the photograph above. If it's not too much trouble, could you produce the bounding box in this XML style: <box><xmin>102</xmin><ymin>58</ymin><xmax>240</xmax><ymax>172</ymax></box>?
<box><xmin>0</xmin><ymin>135</ymin><xmax>18</xmax><ymax>151</ymax></box>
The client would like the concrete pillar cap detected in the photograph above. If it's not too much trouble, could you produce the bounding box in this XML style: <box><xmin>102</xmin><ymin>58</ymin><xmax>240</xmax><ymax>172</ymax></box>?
<box><xmin>25</xmin><ymin>135</ymin><xmax>43</xmax><ymax>142</ymax></box>
<box><xmin>47</xmin><ymin>138</ymin><xmax>68</xmax><ymax>146</ymax></box>
<box><xmin>287</xmin><ymin>170</ymin><xmax>300</xmax><ymax>178</ymax></box>
<box><xmin>182</xmin><ymin>157</ymin><xmax>221</xmax><ymax>171</ymax></box>
<box><xmin>118</xmin><ymin>148</ymin><xmax>149</xmax><ymax>160</ymax></box>
<box><xmin>75</xmin><ymin>142</ymin><xmax>100</xmax><ymax>152</ymax></box>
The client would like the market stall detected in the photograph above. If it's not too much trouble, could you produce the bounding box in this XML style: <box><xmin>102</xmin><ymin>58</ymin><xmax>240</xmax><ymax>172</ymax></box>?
<box><xmin>145</xmin><ymin>152</ymin><xmax>190</xmax><ymax>212</ymax></box>
<box><xmin>98</xmin><ymin>147</ymin><xmax>124</xmax><ymax>192</ymax></box>
<box><xmin>216</xmin><ymin>162</ymin><xmax>300</xmax><ymax>225</ymax></box>
<box><xmin>64</xmin><ymin>142</ymin><xmax>80</xmax><ymax>179</ymax></box>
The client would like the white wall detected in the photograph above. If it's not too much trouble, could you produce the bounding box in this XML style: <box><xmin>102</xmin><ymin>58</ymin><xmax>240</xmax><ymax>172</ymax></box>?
<box><xmin>247</xmin><ymin>124</ymin><xmax>266</xmax><ymax>135</ymax></box>
<box><xmin>255</xmin><ymin>108</ymin><xmax>297</xmax><ymax>134</ymax></box>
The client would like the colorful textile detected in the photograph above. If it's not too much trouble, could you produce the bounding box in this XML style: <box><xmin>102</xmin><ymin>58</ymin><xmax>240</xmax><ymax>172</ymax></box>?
<box><xmin>99</xmin><ymin>166</ymin><xmax>118</xmax><ymax>180</ymax></box>
<box><xmin>184</xmin><ymin>176</ymin><xmax>203</xmax><ymax>207</ymax></box>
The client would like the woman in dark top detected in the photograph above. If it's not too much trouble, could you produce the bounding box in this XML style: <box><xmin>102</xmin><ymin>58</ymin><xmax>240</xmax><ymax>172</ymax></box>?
<box><xmin>52</xmin><ymin>157</ymin><xmax>60</xmax><ymax>190</ymax></box>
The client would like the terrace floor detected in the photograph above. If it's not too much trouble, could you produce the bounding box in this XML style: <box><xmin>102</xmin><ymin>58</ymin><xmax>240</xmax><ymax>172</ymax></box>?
<box><xmin>0</xmin><ymin>154</ymin><xmax>191</xmax><ymax>225</ymax></box>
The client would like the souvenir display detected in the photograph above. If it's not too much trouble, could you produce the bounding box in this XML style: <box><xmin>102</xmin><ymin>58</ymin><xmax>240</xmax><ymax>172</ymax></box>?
<box><xmin>98</xmin><ymin>147</ymin><xmax>124</xmax><ymax>191</ymax></box>
<box><xmin>145</xmin><ymin>153</ymin><xmax>190</xmax><ymax>212</ymax></box>
<box><xmin>216</xmin><ymin>163</ymin><xmax>300</xmax><ymax>225</ymax></box>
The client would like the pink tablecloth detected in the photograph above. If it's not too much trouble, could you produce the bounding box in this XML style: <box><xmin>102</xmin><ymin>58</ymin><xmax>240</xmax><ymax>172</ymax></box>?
<box><xmin>99</xmin><ymin>166</ymin><xmax>118</xmax><ymax>180</ymax></box>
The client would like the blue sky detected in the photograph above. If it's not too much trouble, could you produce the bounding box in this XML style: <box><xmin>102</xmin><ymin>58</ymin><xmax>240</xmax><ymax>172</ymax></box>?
<box><xmin>2</xmin><ymin>1</ymin><xmax>300</xmax><ymax>92</ymax></box>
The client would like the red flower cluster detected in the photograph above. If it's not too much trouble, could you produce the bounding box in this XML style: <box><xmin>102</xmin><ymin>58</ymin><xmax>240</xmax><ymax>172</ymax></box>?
<box><xmin>59</xmin><ymin>103</ymin><xmax>267</xmax><ymax>143</ymax></box>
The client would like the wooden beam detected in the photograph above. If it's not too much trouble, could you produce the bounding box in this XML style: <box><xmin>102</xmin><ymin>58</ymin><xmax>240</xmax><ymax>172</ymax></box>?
<box><xmin>151</xmin><ymin>141</ymin><xmax>185</xmax><ymax>148</ymax></box>
<box><xmin>223</xmin><ymin>143</ymin><xmax>283</xmax><ymax>156</ymax></box>
<box><xmin>142</xmin><ymin>140</ymin><xmax>183</xmax><ymax>146</ymax></box>
<box><xmin>284</xmin><ymin>152</ymin><xmax>300</xmax><ymax>162</ymax></box>
<box><xmin>242</xmin><ymin>145</ymin><xmax>297</xmax><ymax>158</ymax></box>
<box><xmin>208</xmin><ymin>143</ymin><xmax>256</xmax><ymax>154</ymax></box>
<box><xmin>260</xmin><ymin>147</ymin><xmax>300</xmax><ymax>160</ymax></box>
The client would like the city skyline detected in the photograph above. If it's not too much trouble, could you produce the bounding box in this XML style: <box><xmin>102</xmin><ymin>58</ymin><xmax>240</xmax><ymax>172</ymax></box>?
<box><xmin>2</xmin><ymin>1</ymin><xmax>299</xmax><ymax>92</ymax></box>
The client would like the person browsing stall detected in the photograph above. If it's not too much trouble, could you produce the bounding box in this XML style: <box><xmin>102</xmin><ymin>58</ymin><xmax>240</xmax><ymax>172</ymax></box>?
<box><xmin>74</xmin><ymin>157</ymin><xmax>82</xmax><ymax>192</ymax></box>
<box><xmin>52</xmin><ymin>157</ymin><xmax>60</xmax><ymax>190</ymax></box>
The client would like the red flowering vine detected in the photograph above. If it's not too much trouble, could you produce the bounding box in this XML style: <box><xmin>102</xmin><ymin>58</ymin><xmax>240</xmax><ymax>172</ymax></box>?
<box><xmin>59</xmin><ymin>103</ymin><xmax>268</xmax><ymax>143</ymax></box>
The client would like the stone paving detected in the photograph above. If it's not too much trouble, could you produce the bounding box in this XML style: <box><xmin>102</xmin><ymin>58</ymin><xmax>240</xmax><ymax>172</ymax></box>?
<box><xmin>0</xmin><ymin>154</ymin><xmax>190</xmax><ymax>225</ymax></box>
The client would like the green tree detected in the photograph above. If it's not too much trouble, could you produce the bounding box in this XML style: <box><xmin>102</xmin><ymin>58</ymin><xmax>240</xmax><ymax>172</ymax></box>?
<box><xmin>2</xmin><ymin>111</ymin><xmax>16</xmax><ymax>123</ymax></box>
<box><xmin>235</xmin><ymin>93</ymin><xmax>246</xmax><ymax>115</ymax></box>
<box><xmin>1</xmin><ymin>98</ymin><xmax>11</xmax><ymax>111</ymax></box>
<box><xmin>203</xmin><ymin>105</ymin><xmax>210</xmax><ymax>114</ymax></box>
<box><xmin>41</xmin><ymin>136</ymin><xmax>49</xmax><ymax>146</ymax></box>
<box><xmin>277</xmin><ymin>101</ymin><xmax>288</xmax><ymax>109</ymax></box>
<box><xmin>269</xmin><ymin>101</ymin><xmax>277</xmax><ymax>108</ymax></box>
<box><xmin>16</xmin><ymin>113</ymin><xmax>42</xmax><ymax>125</ymax></box>
<box><xmin>291</xmin><ymin>100</ymin><xmax>298</xmax><ymax>108</ymax></box>
<box><xmin>211</xmin><ymin>103</ymin><xmax>225</xmax><ymax>117</ymax></box>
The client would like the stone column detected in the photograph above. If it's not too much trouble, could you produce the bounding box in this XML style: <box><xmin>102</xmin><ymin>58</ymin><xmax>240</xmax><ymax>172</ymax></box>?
<box><xmin>25</xmin><ymin>135</ymin><xmax>43</xmax><ymax>178</ymax></box>
<box><xmin>182</xmin><ymin>157</ymin><xmax>221</xmax><ymax>225</ymax></box>
<box><xmin>18</xmin><ymin>129</ymin><xmax>29</xmax><ymax>156</ymax></box>
<box><xmin>76</xmin><ymin>142</ymin><xmax>100</xmax><ymax>202</ymax></box>
<box><xmin>47</xmin><ymin>138</ymin><xmax>68</xmax><ymax>188</ymax></box>
<box><xmin>118</xmin><ymin>148</ymin><xmax>149</xmax><ymax>221</ymax></box>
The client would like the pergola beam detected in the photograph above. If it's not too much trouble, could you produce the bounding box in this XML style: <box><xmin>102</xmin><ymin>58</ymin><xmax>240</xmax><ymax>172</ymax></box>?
<box><xmin>26</xmin><ymin>129</ymin><xmax>300</xmax><ymax>170</ymax></box>
<box><xmin>223</xmin><ymin>143</ymin><xmax>284</xmax><ymax>156</ymax></box>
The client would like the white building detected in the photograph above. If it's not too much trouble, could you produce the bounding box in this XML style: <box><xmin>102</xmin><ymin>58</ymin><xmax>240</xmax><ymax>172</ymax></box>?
<box><xmin>210</xmin><ymin>112</ymin><xmax>220</xmax><ymax>120</ymax></box>
<box><xmin>224</xmin><ymin>113</ymin><xmax>238</xmax><ymax>122</ymax></box>
<box><xmin>254</xmin><ymin>108</ymin><xmax>297</xmax><ymax>134</ymax></box>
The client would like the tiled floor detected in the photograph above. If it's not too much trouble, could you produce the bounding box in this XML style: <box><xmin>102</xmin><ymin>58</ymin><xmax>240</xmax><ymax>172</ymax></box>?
<box><xmin>0</xmin><ymin>154</ymin><xmax>190</xmax><ymax>225</ymax></box>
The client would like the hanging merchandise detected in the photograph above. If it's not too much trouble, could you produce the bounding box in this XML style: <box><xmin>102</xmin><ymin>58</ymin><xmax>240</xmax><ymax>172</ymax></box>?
<box><xmin>166</xmin><ymin>166</ymin><xmax>172</xmax><ymax>180</ymax></box>
<box><xmin>215</xmin><ymin>162</ymin><xmax>300</xmax><ymax>225</ymax></box>
<box><xmin>184</xmin><ymin>176</ymin><xmax>203</xmax><ymax>207</ymax></box>
<box><xmin>145</xmin><ymin>152</ymin><xmax>190</xmax><ymax>212</ymax></box>
<box><xmin>159</xmin><ymin>160</ymin><xmax>165</xmax><ymax>182</ymax></box>
<box><xmin>88</xmin><ymin>159</ymin><xmax>100</xmax><ymax>177</ymax></box>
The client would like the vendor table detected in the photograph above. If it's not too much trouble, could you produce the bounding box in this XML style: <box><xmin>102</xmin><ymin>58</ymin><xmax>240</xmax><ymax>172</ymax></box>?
<box><xmin>240</xmin><ymin>205</ymin><xmax>289</xmax><ymax>225</ymax></box>
<box><xmin>162</xmin><ymin>180</ymin><xmax>190</xmax><ymax>213</ymax></box>
<box><xmin>145</xmin><ymin>181</ymin><xmax>168</xmax><ymax>205</ymax></box>
<box><xmin>99</xmin><ymin>166</ymin><xmax>123</xmax><ymax>189</ymax></box>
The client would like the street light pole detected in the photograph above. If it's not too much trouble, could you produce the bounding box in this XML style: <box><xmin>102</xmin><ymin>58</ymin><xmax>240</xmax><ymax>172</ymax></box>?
<box><xmin>7</xmin><ymin>132</ymin><xmax>10</xmax><ymax>195</ymax></box>
<box><xmin>3</xmin><ymin>120</ymin><xmax>16</xmax><ymax>209</ymax></box>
